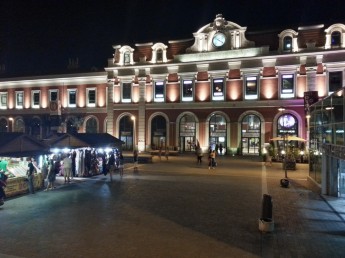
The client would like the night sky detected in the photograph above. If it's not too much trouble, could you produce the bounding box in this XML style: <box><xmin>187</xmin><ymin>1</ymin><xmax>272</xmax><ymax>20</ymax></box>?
<box><xmin>0</xmin><ymin>0</ymin><xmax>344</xmax><ymax>77</ymax></box>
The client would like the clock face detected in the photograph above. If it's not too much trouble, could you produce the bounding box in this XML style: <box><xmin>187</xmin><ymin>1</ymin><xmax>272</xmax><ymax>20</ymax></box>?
<box><xmin>212</xmin><ymin>33</ymin><xmax>226</xmax><ymax>47</ymax></box>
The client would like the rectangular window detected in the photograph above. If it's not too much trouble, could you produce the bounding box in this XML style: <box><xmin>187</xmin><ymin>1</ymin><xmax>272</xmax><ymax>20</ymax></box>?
<box><xmin>182</xmin><ymin>80</ymin><xmax>193</xmax><ymax>101</ymax></box>
<box><xmin>32</xmin><ymin>90</ymin><xmax>40</xmax><ymax>108</ymax></box>
<box><xmin>0</xmin><ymin>92</ymin><xmax>7</xmax><ymax>109</ymax></box>
<box><xmin>280</xmin><ymin>74</ymin><xmax>295</xmax><ymax>98</ymax></box>
<box><xmin>68</xmin><ymin>89</ymin><xmax>77</xmax><ymax>107</ymax></box>
<box><xmin>154</xmin><ymin>81</ymin><xmax>165</xmax><ymax>102</ymax></box>
<box><xmin>122</xmin><ymin>83</ymin><xmax>132</xmax><ymax>102</ymax></box>
<box><xmin>87</xmin><ymin>88</ymin><xmax>96</xmax><ymax>107</ymax></box>
<box><xmin>16</xmin><ymin>91</ymin><xmax>23</xmax><ymax>109</ymax></box>
<box><xmin>212</xmin><ymin>78</ymin><xmax>224</xmax><ymax>100</ymax></box>
<box><xmin>49</xmin><ymin>90</ymin><xmax>58</xmax><ymax>101</ymax></box>
<box><xmin>329</xmin><ymin>71</ymin><xmax>343</xmax><ymax>93</ymax></box>
<box><xmin>245</xmin><ymin>76</ymin><xmax>258</xmax><ymax>99</ymax></box>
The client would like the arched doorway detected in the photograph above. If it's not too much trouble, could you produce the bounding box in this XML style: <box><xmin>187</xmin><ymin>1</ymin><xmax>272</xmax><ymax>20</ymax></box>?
<box><xmin>151</xmin><ymin>115</ymin><xmax>167</xmax><ymax>150</ymax></box>
<box><xmin>179</xmin><ymin>114</ymin><xmax>196</xmax><ymax>152</ymax></box>
<box><xmin>0</xmin><ymin>118</ymin><xmax>8</xmax><ymax>132</ymax></box>
<box><xmin>66</xmin><ymin>117</ymin><xmax>79</xmax><ymax>134</ymax></box>
<box><xmin>29</xmin><ymin>117</ymin><xmax>41</xmax><ymax>139</ymax></box>
<box><xmin>14</xmin><ymin>118</ymin><xmax>25</xmax><ymax>132</ymax></box>
<box><xmin>209</xmin><ymin>114</ymin><xmax>227</xmax><ymax>155</ymax></box>
<box><xmin>119</xmin><ymin>116</ymin><xmax>133</xmax><ymax>151</ymax></box>
<box><xmin>241</xmin><ymin>114</ymin><xmax>261</xmax><ymax>155</ymax></box>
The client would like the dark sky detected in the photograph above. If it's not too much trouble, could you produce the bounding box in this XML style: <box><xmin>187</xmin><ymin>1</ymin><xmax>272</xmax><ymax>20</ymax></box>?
<box><xmin>0</xmin><ymin>0</ymin><xmax>344</xmax><ymax>77</ymax></box>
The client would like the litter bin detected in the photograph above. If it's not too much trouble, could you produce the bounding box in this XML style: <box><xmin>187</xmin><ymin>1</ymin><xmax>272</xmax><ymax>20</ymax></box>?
<box><xmin>261</xmin><ymin>194</ymin><xmax>272</xmax><ymax>221</ymax></box>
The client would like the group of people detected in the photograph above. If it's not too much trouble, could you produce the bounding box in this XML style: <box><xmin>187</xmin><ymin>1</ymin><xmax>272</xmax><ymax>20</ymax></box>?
<box><xmin>195</xmin><ymin>145</ymin><xmax>220</xmax><ymax>169</ymax></box>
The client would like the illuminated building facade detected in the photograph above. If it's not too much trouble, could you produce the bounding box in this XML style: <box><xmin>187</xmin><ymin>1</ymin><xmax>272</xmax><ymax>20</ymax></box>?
<box><xmin>1</xmin><ymin>14</ymin><xmax>345</xmax><ymax>155</ymax></box>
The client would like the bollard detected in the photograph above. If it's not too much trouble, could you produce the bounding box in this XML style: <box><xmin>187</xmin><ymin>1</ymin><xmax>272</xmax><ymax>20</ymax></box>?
<box><xmin>259</xmin><ymin>194</ymin><xmax>274</xmax><ymax>232</ymax></box>
<box><xmin>261</xmin><ymin>194</ymin><xmax>272</xmax><ymax>220</ymax></box>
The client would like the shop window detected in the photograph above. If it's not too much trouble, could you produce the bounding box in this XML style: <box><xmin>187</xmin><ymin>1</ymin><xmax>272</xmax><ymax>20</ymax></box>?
<box><xmin>241</xmin><ymin>114</ymin><xmax>261</xmax><ymax>155</ymax></box>
<box><xmin>151</xmin><ymin>115</ymin><xmax>167</xmax><ymax>149</ymax></box>
<box><xmin>182</xmin><ymin>80</ymin><xmax>193</xmax><ymax>101</ymax></box>
<box><xmin>154</xmin><ymin>81</ymin><xmax>165</xmax><ymax>102</ymax></box>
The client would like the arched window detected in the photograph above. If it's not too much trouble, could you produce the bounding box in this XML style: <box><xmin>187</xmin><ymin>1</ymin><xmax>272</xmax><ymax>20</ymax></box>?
<box><xmin>14</xmin><ymin>118</ymin><xmax>25</xmax><ymax>132</ymax></box>
<box><xmin>85</xmin><ymin>118</ymin><xmax>98</xmax><ymax>133</ymax></box>
<box><xmin>331</xmin><ymin>31</ymin><xmax>341</xmax><ymax>47</ymax></box>
<box><xmin>283</xmin><ymin>36</ymin><xmax>292</xmax><ymax>51</ymax></box>
<box><xmin>124</xmin><ymin>51</ymin><xmax>131</xmax><ymax>65</ymax></box>
<box><xmin>151</xmin><ymin>115</ymin><xmax>166</xmax><ymax>149</ymax></box>
<box><xmin>179</xmin><ymin>115</ymin><xmax>196</xmax><ymax>152</ymax></box>
<box><xmin>119</xmin><ymin>116</ymin><xmax>134</xmax><ymax>150</ymax></box>
<box><xmin>209</xmin><ymin>114</ymin><xmax>227</xmax><ymax>155</ymax></box>
<box><xmin>156</xmin><ymin>49</ymin><xmax>163</xmax><ymax>62</ymax></box>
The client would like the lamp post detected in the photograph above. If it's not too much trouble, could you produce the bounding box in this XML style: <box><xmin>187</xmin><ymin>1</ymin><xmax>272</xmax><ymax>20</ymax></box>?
<box><xmin>131</xmin><ymin>116</ymin><xmax>136</xmax><ymax>151</ymax></box>
<box><xmin>278</xmin><ymin>107</ymin><xmax>288</xmax><ymax>178</ymax></box>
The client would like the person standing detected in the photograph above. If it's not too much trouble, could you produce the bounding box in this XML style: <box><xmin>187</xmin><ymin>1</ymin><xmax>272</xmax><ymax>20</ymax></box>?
<box><xmin>27</xmin><ymin>158</ymin><xmax>35</xmax><ymax>194</ymax></box>
<box><xmin>118</xmin><ymin>152</ymin><xmax>124</xmax><ymax>177</ymax></box>
<box><xmin>45</xmin><ymin>160</ymin><xmax>56</xmax><ymax>191</ymax></box>
<box><xmin>219</xmin><ymin>144</ymin><xmax>223</xmax><ymax>155</ymax></box>
<box><xmin>196</xmin><ymin>147</ymin><xmax>203</xmax><ymax>164</ymax></box>
<box><xmin>63</xmin><ymin>154</ymin><xmax>72</xmax><ymax>183</ymax></box>
<box><xmin>133</xmin><ymin>150</ymin><xmax>138</xmax><ymax>170</ymax></box>
<box><xmin>165</xmin><ymin>147</ymin><xmax>169</xmax><ymax>160</ymax></box>
<box><xmin>107</xmin><ymin>152</ymin><xmax>115</xmax><ymax>182</ymax></box>
<box><xmin>208</xmin><ymin>150</ymin><xmax>216</xmax><ymax>170</ymax></box>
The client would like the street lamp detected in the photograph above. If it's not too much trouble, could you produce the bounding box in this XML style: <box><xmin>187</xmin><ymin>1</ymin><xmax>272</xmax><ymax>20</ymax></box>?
<box><xmin>131</xmin><ymin>116</ymin><xmax>136</xmax><ymax>150</ymax></box>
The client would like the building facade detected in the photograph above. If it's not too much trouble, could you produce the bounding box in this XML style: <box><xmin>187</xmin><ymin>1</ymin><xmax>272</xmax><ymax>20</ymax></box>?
<box><xmin>0</xmin><ymin>14</ymin><xmax>345</xmax><ymax>157</ymax></box>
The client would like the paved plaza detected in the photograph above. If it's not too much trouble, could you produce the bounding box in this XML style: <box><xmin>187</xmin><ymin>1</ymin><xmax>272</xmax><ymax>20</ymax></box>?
<box><xmin>1</xmin><ymin>154</ymin><xmax>345</xmax><ymax>258</ymax></box>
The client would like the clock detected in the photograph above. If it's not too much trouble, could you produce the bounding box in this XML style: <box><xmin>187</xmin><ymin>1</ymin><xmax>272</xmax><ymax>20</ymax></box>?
<box><xmin>212</xmin><ymin>32</ymin><xmax>226</xmax><ymax>47</ymax></box>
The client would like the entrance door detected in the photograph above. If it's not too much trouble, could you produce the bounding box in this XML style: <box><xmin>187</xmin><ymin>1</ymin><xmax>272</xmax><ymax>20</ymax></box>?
<box><xmin>180</xmin><ymin>136</ymin><xmax>195</xmax><ymax>152</ymax></box>
<box><xmin>242</xmin><ymin>137</ymin><xmax>260</xmax><ymax>155</ymax></box>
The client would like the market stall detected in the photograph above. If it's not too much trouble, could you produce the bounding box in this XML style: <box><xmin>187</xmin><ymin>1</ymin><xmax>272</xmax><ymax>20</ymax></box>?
<box><xmin>0</xmin><ymin>133</ymin><xmax>50</xmax><ymax>197</ymax></box>
<box><xmin>45</xmin><ymin>133</ymin><xmax>124</xmax><ymax>177</ymax></box>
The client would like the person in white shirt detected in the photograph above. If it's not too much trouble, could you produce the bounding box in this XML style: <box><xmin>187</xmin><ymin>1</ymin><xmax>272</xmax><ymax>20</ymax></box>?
<box><xmin>63</xmin><ymin>155</ymin><xmax>72</xmax><ymax>183</ymax></box>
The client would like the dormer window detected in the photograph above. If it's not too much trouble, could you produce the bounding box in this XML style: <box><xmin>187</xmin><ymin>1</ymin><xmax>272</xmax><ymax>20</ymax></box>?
<box><xmin>325</xmin><ymin>24</ymin><xmax>345</xmax><ymax>49</ymax></box>
<box><xmin>156</xmin><ymin>49</ymin><xmax>163</xmax><ymax>62</ymax></box>
<box><xmin>278</xmin><ymin>30</ymin><xmax>298</xmax><ymax>52</ymax></box>
<box><xmin>331</xmin><ymin>31</ymin><xmax>341</xmax><ymax>47</ymax></box>
<box><xmin>283</xmin><ymin>36</ymin><xmax>292</xmax><ymax>51</ymax></box>
<box><xmin>151</xmin><ymin>43</ymin><xmax>168</xmax><ymax>63</ymax></box>
<box><xmin>124</xmin><ymin>51</ymin><xmax>131</xmax><ymax>65</ymax></box>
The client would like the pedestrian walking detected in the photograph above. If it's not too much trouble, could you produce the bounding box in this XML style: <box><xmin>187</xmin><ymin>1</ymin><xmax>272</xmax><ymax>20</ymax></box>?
<box><xmin>45</xmin><ymin>160</ymin><xmax>56</xmax><ymax>191</ymax></box>
<box><xmin>26</xmin><ymin>158</ymin><xmax>35</xmax><ymax>194</ymax></box>
<box><xmin>196</xmin><ymin>147</ymin><xmax>203</xmax><ymax>164</ymax></box>
<box><xmin>219</xmin><ymin>144</ymin><xmax>223</xmax><ymax>155</ymax></box>
<box><xmin>63</xmin><ymin>154</ymin><xmax>72</xmax><ymax>183</ymax></box>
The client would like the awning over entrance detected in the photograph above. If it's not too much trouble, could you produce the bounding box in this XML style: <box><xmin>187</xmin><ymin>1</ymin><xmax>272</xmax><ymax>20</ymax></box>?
<box><xmin>45</xmin><ymin>133</ymin><xmax>124</xmax><ymax>149</ymax></box>
<box><xmin>0</xmin><ymin>133</ymin><xmax>50</xmax><ymax>157</ymax></box>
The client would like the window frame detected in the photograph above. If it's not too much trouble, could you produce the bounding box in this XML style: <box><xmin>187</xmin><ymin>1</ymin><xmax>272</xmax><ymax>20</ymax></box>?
<box><xmin>0</xmin><ymin>92</ymin><xmax>7</xmax><ymax>109</ymax></box>
<box><xmin>182</xmin><ymin>79</ymin><xmax>194</xmax><ymax>102</ymax></box>
<box><xmin>279</xmin><ymin>71</ymin><xmax>296</xmax><ymax>99</ymax></box>
<box><xmin>87</xmin><ymin>88</ymin><xmax>96</xmax><ymax>107</ymax></box>
<box><xmin>328</xmin><ymin>70</ymin><xmax>344</xmax><ymax>95</ymax></box>
<box><xmin>31</xmin><ymin>90</ymin><xmax>40</xmax><ymax>108</ymax></box>
<box><xmin>49</xmin><ymin>89</ymin><xmax>58</xmax><ymax>102</ymax></box>
<box><xmin>15</xmin><ymin>91</ymin><xmax>24</xmax><ymax>109</ymax></box>
<box><xmin>212</xmin><ymin>78</ymin><xmax>225</xmax><ymax>101</ymax></box>
<box><xmin>122</xmin><ymin>82</ymin><xmax>132</xmax><ymax>103</ymax></box>
<box><xmin>244</xmin><ymin>75</ymin><xmax>259</xmax><ymax>100</ymax></box>
<box><xmin>67</xmin><ymin>89</ymin><xmax>77</xmax><ymax>107</ymax></box>
<box><xmin>154</xmin><ymin>80</ymin><xmax>165</xmax><ymax>102</ymax></box>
